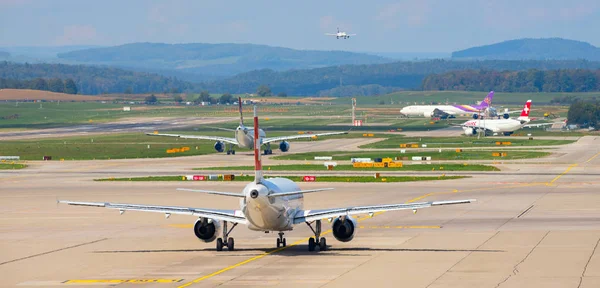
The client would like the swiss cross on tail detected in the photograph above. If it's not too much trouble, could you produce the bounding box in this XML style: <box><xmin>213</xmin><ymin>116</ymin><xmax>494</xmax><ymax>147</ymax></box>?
<box><xmin>253</xmin><ymin>106</ymin><xmax>263</xmax><ymax>183</ymax></box>
<box><xmin>520</xmin><ymin>100</ymin><xmax>532</xmax><ymax>117</ymax></box>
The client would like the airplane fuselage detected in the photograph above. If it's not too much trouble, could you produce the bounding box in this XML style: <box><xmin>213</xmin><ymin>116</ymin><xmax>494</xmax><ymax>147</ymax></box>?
<box><xmin>235</xmin><ymin>125</ymin><xmax>266</xmax><ymax>149</ymax></box>
<box><xmin>400</xmin><ymin>105</ymin><xmax>481</xmax><ymax>117</ymax></box>
<box><xmin>463</xmin><ymin>118</ymin><xmax>526</xmax><ymax>133</ymax></box>
<box><xmin>241</xmin><ymin>178</ymin><xmax>303</xmax><ymax>231</ymax></box>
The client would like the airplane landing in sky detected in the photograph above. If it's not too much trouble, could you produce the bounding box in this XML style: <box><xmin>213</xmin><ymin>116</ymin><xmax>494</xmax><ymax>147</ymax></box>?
<box><xmin>147</xmin><ymin>97</ymin><xmax>347</xmax><ymax>155</ymax></box>
<box><xmin>59</xmin><ymin>106</ymin><xmax>475</xmax><ymax>252</ymax></box>
<box><xmin>325</xmin><ymin>28</ymin><xmax>356</xmax><ymax>39</ymax></box>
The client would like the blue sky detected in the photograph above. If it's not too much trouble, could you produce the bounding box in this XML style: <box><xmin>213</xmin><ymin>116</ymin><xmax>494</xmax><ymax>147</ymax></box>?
<box><xmin>1</xmin><ymin>0</ymin><xmax>599</xmax><ymax>52</ymax></box>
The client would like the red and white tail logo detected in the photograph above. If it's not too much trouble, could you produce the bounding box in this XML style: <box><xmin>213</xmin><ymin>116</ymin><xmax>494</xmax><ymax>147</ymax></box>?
<box><xmin>253</xmin><ymin>106</ymin><xmax>263</xmax><ymax>183</ymax></box>
<box><xmin>520</xmin><ymin>100</ymin><xmax>531</xmax><ymax>118</ymax></box>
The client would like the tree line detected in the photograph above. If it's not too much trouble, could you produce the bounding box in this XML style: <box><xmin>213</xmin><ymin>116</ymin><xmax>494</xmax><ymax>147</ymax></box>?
<box><xmin>568</xmin><ymin>100</ymin><xmax>600</xmax><ymax>129</ymax></box>
<box><xmin>0</xmin><ymin>77</ymin><xmax>78</xmax><ymax>94</ymax></box>
<box><xmin>421</xmin><ymin>69</ymin><xmax>600</xmax><ymax>92</ymax></box>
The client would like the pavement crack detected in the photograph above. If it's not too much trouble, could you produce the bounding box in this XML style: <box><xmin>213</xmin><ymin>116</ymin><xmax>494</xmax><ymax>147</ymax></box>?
<box><xmin>516</xmin><ymin>205</ymin><xmax>534</xmax><ymax>218</ymax></box>
<box><xmin>578</xmin><ymin>236</ymin><xmax>600</xmax><ymax>288</ymax></box>
<box><xmin>425</xmin><ymin>231</ymin><xmax>499</xmax><ymax>288</ymax></box>
<box><xmin>495</xmin><ymin>231</ymin><xmax>549</xmax><ymax>288</ymax></box>
<box><xmin>0</xmin><ymin>238</ymin><xmax>108</xmax><ymax>266</ymax></box>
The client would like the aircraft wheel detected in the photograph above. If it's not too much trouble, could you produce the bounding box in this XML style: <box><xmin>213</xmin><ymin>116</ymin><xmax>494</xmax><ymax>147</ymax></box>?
<box><xmin>232</xmin><ymin>150</ymin><xmax>235</xmax><ymax>155</ymax></box>
<box><xmin>226</xmin><ymin>151</ymin><xmax>231</xmax><ymax>155</ymax></box>
<box><xmin>216</xmin><ymin>238</ymin><xmax>223</xmax><ymax>251</ymax></box>
<box><xmin>319</xmin><ymin>237</ymin><xmax>327</xmax><ymax>251</ymax></box>
<box><xmin>227</xmin><ymin>238</ymin><xmax>235</xmax><ymax>251</ymax></box>
<box><xmin>282</xmin><ymin>238</ymin><xmax>286</xmax><ymax>247</ymax></box>
<box><xmin>308</xmin><ymin>237</ymin><xmax>316</xmax><ymax>251</ymax></box>
<box><xmin>277</xmin><ymin>238</ymin><xmax>281</xmax><ymax>248</ymax></box>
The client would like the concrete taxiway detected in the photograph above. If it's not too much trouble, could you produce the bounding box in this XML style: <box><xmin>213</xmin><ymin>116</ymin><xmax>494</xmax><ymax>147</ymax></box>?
<box><xmin>1</xmin><ymin>137</ymin><xmax>600</xmax><ymax>287</ymax></box>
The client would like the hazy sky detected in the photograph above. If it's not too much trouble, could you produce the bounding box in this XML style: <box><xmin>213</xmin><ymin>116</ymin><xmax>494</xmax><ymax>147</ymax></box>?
<box><xmin>1</xmin><ymin>0</ymin><xmax>599</xmax><ymax>52</ymax></box>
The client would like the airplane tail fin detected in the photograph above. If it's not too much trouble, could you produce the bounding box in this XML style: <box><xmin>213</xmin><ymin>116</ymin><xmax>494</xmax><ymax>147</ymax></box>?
<box><xmin>253</xmin><ymin>105</ymin><xmax>263</xmax><ymax>183</ymax></box>
<box><xmin>518</xmin><ymin>100</ymin><xmax>532</xmax><ymax>121</ymax></box>
<box><xmin>238</xmin><ymin>97</ymin><xmax>244</xmax><ymax>126</ymax></box>
<box><xmin>479</xmin><ymin>91</ymin><xmax>494</xmax><ymax>108</ymax></box>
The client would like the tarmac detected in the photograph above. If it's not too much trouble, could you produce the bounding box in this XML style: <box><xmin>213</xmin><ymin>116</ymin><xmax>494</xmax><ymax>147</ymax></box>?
<box><xmin>1</xmin><ymin>136</ymin><xmax>600</xmax><ymax>287</ymax></box>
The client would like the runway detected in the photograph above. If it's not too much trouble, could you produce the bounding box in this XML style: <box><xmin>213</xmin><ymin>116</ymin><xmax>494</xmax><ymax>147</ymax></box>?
<box><xmin>1</xmin><ymin>137</ymin><xmax>600</xmax><ymax>287</ymax></box>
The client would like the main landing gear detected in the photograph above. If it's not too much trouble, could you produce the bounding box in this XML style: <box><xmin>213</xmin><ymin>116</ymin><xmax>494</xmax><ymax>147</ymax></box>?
<box><xmin>226</xmin><ymin>143</ymin><xmax>236</xmax><ymax>155</ymax></box>
<box><xmin>263</xmin><ymin>143</ymin><xmax>273</xmax><ymax>155</ymax></box>
<box><xmin>306</xmin><ymin>220</ymin><xmax>327</xmax><ymax>251</ymax></box>
<box><xmin>276</xmin><ymin>232</ymin><xmax>287</xmax><ymax>248</ymax></box>
<box><xmin>216</xmin><ymin>221</ymin><xmax>238</xmax><ymax>251</ymax></box>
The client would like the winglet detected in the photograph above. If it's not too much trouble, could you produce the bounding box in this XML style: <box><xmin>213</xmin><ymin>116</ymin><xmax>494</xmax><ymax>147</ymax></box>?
<box><xmin>253</xmin><ymin>105</ymin><xmax>263</xmax><ymax>183</ymax></box>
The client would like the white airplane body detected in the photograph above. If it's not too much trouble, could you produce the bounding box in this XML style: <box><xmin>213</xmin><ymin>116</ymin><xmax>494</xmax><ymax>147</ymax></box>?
<box><xmin>325</xmin><ymin>28</ymin><xmax>356</xmax><ymax>39</ymax></box>
<box><xmin>400</xmin><ymin>91</ymin><xmax>494</xmax><ymax>118</ymax></box>
<box><xmin>60</xmin><ymin>106</ymin><xmax>475</xmax><ymax>252</ymax></box>
<box><xmin>147</xmin><ymin>97</ymin><xmax>347</xmax><ymax>155</ymax></box>
<box><xmin>461</xmin><ymin>100</ymin><xmax>553</xmax><ymax>136</ymax></box>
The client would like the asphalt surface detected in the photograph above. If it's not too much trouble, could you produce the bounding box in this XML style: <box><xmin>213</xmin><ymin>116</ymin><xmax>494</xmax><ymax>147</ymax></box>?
<box><xmin>1</xmin><ymin>136</ymin><xmax>600</xmax><ymax>287</ymax></box>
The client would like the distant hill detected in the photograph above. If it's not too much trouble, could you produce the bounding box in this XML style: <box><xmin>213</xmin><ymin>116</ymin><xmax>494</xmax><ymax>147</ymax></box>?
<box><xmin>0</xmin><ymin>51</ymin><xmax>9</xmax><ymax>58</ymax></box>
<box><xmin>57</xmin><ymin>43</ymin><xmax>392</xmax><ymax>80</ymax></box>
<box><xmin>202</xmin><ymin>59</ymin><xmax>600</xmax><ymax>95</ymax></box>
<box><xmin>452</xmin><ymin>38</ymin><xmax>600</xmax><ymax>61</ymax></box>
<box><xmin>0</xmin><ymin>61</ymin><xmax>193</xmax><ymax>95</ymax></box>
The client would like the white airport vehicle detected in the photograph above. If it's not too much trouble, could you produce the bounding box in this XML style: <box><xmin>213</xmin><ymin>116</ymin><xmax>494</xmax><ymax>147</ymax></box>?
<box><xmin>147</xmin><ymin>97</ymin><xmax>347</xmax><ymax>155</ymax></box>
<box><xmin>461</xmin><ymin>100</ymin><xmax>553</xmax><ymax>136</ymax></box>
<box><xmin>325</xmin><ymin>28</ymin><xmax>356</xmax><ymax>39</ymax></box>
<box><xmin>59</xmin><ymin>106</ymin><xmax>475</xmax><ymax>252</ymax></box>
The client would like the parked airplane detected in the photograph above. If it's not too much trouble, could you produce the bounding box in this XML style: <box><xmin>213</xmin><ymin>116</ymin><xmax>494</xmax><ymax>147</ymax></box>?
<box><xmin>461</xmin><ymin>100</ymin><xmax>552</xmax><ymax>136</ymax></box>
<box><xmin>59</xmin><ymin>106</ymin><xmax>475</xmax><ymax>252</ymax></box>
<box><xmin>147</xmin><ymin>98</ymin><xmax>347</xmax><ymax>155</ymax></box>
<box><xmin>400</xmin><ymin>91</ymin><xmax>495</xmax><ymax>119</ymax></box>
<box><xmin>325</xmin><ymin>28</ymin><xmax>356</xmax><ymax>39</ymax></box>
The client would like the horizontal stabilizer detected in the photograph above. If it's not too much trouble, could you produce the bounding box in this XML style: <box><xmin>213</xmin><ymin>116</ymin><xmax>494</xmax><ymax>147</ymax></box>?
<box><xmin>268</xmin><ymin>188</ymin><xmax>334</xmax><ymax>198</ymax></box>
<box><xmin>176</xmin><ymin>188</ymin><xmax>245</xmax><ymax>198</ymax></box>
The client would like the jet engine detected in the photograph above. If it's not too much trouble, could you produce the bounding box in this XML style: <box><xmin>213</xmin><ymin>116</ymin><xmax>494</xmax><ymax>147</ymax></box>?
<box><xmin>214</xmin><ymin>141</ymin><xmax>225</xmax><ymax>152</ymax></box>
<box><xmin>464</xmin><ymin>128</ymin><xmax>476</xmax><ymax>135</ymax></box>
<box><xmin>503</xmin><ymin>113</ymin><xmax>510</xmax><ymax>119</ymax></box>
<box><xmin>279</xmin><ymin>141</ymin><xmax>290</xmax><ymax>152</ymax></box>
<box><xmin>193</xmin><ymin>218</ymin><xmax>221</xmax><ymax>242</ymax></box>
<box><xmin>503</xmin><ymin>132</ymin><xmax>513</xmax><ymax>136</ymax></box>
<box><xmin>332</xmin><ymin>216</ymin><xmax>357</xmax><ymax>242</ymax></box>
<box><xmin>473</xmin><ymin>113</ymin><xmax>479</xmax><ymax>119</ymax></box>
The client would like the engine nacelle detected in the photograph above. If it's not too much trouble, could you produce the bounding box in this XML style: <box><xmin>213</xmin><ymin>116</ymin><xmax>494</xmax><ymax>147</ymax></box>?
<box><xmin>214</xmin><ymin>141</ymin><xmax>224</xmax><ymax>152</ymax></box>
<box><xmin>503</xmin><ymin>131</ymin><xmax>514</xmax><ymax>136</ymax></box>
<box><xmin>193</xmin><ymin>218</ymin><xmax>221</xmax><ymax>242</ymax></box>
<box><xmin>503</xmin><ymin>113</ymin><xmax>510</xmax><ymax>119</ymax></box>
<box><xmin>464</xmin><ymin>128</ymin><xmax>476</xmax><ymax>135</ymax></box>
<box><xmin>279</xmin><ymin>141</ymin><xmax>290</xmax><ymax>152</ymax></box>
<box><xmin>473</xmin><ymin>113</ymin><xmax>479</xmax><ymax>119</ymax></box>
<box><xmin>332</xmin><ymin>216</ymin><xmax>357</xmax><ymax>242</ymax></box>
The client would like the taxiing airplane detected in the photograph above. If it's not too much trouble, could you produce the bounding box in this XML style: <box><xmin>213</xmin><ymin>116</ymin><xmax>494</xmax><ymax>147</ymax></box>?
<box><xmin>400</xmin><ymin>91</ymin><xmax>495</xmax><ymax>119</ymax></box>
<box><xmin>325</xmin><ymin>28</ymin><xmax>356</xmax><ymax>39</ymax></box>
<box><xmin>461</xmin><ymin>100</ymin><xmax>553</xmax><ymax>136</ymax></box>
<box><xmin>147</xmin><ymin>97</ymin><xmax>347</xmax><ymax>155</ymax></box>
<box><xmin>59</xmin><ymin>106</ymin><xmax>475</xmax><ymax>252</ymax></box>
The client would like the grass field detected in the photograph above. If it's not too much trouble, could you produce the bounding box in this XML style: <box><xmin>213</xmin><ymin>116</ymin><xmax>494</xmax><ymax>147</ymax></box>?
<box><xmin>197</xmin><ymin>163</ymin><xmax>499</xmax><ymax>172</ymax></box>
<box><xmin>360</xmin><ymin>136</ymin><xmax>575</xmax><ymax>149</ymax></box>
<box><xmin>0</xmin><ymin>163</ymin><xmax>27</xmax><ymax>169</ymax></box>
<box><xmin>96</xmin><ymin>175</ymin><xmax>468</xmax><ymax>183</ymax></box>
<box><xmin>0</xmin><ymin>133</ymin><xmax>218</xmax><ymax>160</ymax></box>
<box><xmin>272</xmin><ymin>150</ymin><xmax>551</xmax><ymax>161</ymax></box>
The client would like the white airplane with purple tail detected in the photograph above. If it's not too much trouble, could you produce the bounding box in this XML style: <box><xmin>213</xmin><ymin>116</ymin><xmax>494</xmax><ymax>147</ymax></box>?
<box><xmin>400</xmin><ymin>91</ymin><xmax>495</xmax><ymax>119</ymax></box>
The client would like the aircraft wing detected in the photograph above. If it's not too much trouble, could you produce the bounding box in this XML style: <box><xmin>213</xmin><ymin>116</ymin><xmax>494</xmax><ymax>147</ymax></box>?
<box><xmin>325</xmin><ymin>33</ymin><xmax>337</xmax><ymax>36</ymax></box>
<box><xmin>146</xmin><ymin>133</ymin><xmax>238</xmax><ymax>145</ymax></box>
<box><xmin>293</xmin><ymin>199</ymin><xmax>475</xmax><ymax>224</ymax></box>
<box><xmin>523</xmin><ymin>122</ymin><xmax>554</xmax><ymax>128</ymax></box>
<box><xmin>58</xmin><ymin>200</ymin><xmax>248</xmax><ymax>224</ymax></box>
<box><xmin>347</xmin><ymin>34</ymin><xmax>357</xmax><ymax>36</ymax></box>
<box><xmin>262</xmin><ymin>131</ymin><xmax>348</xmax><ymax>144</ymax></box>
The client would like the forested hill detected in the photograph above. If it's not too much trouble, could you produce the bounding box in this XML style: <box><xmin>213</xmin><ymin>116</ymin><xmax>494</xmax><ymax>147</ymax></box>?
<box><xmin>0</xmin><ymin>61</ymin><xmax>192</xmax><ymax>95</ymax></box>
<box><xmin>422</xmin><ymin>69</ymin><xmax>600</xmax><ymax>92</ymax></box>
<box><xmin>452</xmin><ymin>38</ymin><xmax>600</xmax><ymax>61</ymax></box>
<box><xmin>57</xmin><ymin>42</ymin><xmax>391</xmax><ymax>79</ymax></box>
<box><xmin>201</xmin><ymin>59</ymin><xmax>600</xmax><ymax>95</ymax></box>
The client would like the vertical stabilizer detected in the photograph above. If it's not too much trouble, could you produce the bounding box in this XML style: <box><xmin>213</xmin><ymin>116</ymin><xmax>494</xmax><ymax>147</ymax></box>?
<box><xmin>518</xmin><ymin>100</ymin><xmax>532</xmax><ymax>121</ymax></box>
<box><xmin>253</xmin><ymin>106</ymin><xmax>263</xmax><ymax>183</ymax></box>
<box><xmin>238</xmin><ymin>97</ymin><xmax>244</xmax><ymax>126</ymax></box>
<box><xmin>475</xmin><ymin>91</ymin><xmax>494</xmax><ymax>110</ymax></box>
